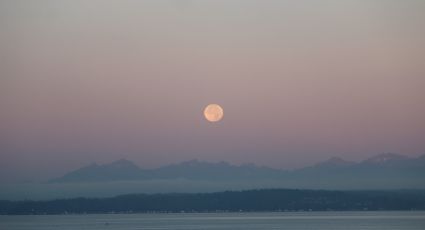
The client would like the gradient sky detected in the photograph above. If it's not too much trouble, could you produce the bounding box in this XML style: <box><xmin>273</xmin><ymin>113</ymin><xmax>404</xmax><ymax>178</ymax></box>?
<box><xmin>1</xmin><ymin>0</ymin><xmax>425</xmax><ymax>182</ymax></box>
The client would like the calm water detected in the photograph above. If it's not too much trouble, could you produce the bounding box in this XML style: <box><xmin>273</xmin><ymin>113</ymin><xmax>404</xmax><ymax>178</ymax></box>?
<box><xmin>0</xmin><ymin>211</ymin><xmax>424</xmax><ymax>230</ymax></box>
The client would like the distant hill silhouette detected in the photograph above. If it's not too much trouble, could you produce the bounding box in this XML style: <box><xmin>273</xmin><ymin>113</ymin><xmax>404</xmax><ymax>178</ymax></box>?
<box><xmin>50</xmin><ymin>159</ymin><xmax>147</xmax><ymax>182</ymax></box>
<box><xmin>50</xmin><ymin>153</ymin><xmax>425</xmax><ymax>189</ymax></box>
<box><xmin>51</xmin><ymin>159</ymin><xmax>284</xmax><ymax>183</ymax></box>
<box><xmin>1</xmin><ymin>189</ymin><xmax>425</xmax><ymax>215</ymax></box>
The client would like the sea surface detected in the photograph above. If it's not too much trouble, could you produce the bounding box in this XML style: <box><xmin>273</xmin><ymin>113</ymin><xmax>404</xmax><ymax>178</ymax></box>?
<box><xmin>0</xmin><ymin>211</ymin><xmax>424</xmax><ymax>230</ymax></box>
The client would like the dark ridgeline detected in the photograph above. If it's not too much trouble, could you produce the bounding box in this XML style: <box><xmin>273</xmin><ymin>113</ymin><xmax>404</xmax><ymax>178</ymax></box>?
<box><xmin>49</xmin><ymin>153</ymin><xmax>425</xmax><ymax>190</ymax></box>
<box><xmin>1</xmin><ymin>189</ymin><xmax>425</xmax><ymax>215</ymax></box>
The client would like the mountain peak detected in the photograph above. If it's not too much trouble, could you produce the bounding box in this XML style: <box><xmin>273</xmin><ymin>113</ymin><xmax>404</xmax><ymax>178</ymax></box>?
<box><xmin>312</xmin><ymin>156</ymin><xmax>355</xmax><ymax>168</ymax></box>
<box><xmin>177</xmin><ymin>159</ymin><xmax>232</xmax><ymax>168</ymax></box>
<box><xmin>182</xmin><ymin>159</ymin><xmax>200</xmax><ymax>164</ymax></box>
<box><xmin>363</xmin><ymin>153</ymin><xmax>408</xmax><ymax>164</ymax></box>
<box><xmin>106</xmin><ymin>158</ymin><xmax>140</xmax><ymax>170</ymax></box>
<box><xmin>326</xmin><ymin>157</ymin><xmax>351</xmax><ymax>165</ymax></box>
<box><xmin>109</xmin><ymin>158</ymin><xmax>134</xmax><ymax>165</ymax></box>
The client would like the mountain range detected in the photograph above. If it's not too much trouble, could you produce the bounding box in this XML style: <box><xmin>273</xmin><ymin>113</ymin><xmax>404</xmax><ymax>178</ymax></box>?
<box><xmin>51</xmin><ymin>153</ymin><xmax>425</xmax><ymax>189</ymax></box>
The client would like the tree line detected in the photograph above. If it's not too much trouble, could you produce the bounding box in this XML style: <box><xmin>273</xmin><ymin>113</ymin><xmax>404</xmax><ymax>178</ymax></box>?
<box><xmin>1</xmin><ymin>189</ymin><xmax>425</xmax><ymax>215</ymax></box>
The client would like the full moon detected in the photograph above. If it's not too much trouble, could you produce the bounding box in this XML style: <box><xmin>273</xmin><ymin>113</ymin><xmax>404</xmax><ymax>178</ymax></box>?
<box><xmin>204</xmin><ymin>104</ymin><xmax>224</xmax><ymax>122</ymax></box>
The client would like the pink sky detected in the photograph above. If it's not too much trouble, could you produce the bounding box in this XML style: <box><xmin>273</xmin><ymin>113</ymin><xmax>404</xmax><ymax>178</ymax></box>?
<box><xmin>1</xmin><ymin>0</ymin><xmax>425</xmax><ymax>182</ymax></box>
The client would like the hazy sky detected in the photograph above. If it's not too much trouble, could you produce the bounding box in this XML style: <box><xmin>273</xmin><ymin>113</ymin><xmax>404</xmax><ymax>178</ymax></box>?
<box><xmin>1</xmin><ymin>0</ymin><xmax>425</xmax><ymax>182</ymax></box>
